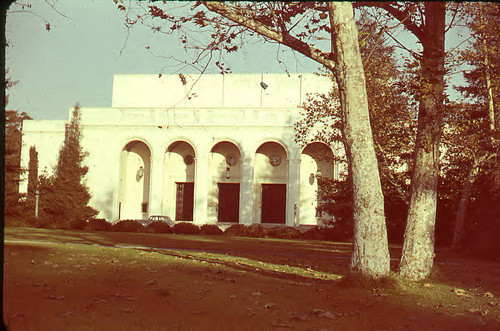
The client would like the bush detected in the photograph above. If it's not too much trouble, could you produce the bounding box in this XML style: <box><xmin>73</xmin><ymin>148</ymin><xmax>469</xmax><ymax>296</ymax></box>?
<box><xmin>113</xmin><ymin>220</ymin><xmax>146</xmax><ymax>233</ymax></box>
<box><xmin>245</xmin><ymin>224</ymin><xmax>267</xmax><ymax>238</ymax></box>
<box><xmin>86</xmin><ymin>218</ymin><xmax>113</xmax><ymax>232</ymax></box>
<box><xmin>266</xmin><ymin>226</ymin><xmax>301</xmax><ymax>239</ymax></box>
<box><xmin>147</xmin><ymin>221</ymin><xmax>173</xmax><ymax>234</ymax></box>
<box><xmin>70</xmin><ymin>219</ymin><xmax>88</xmax><ymax>230</ymax></box>
<box><xmin>4</xmin><ymin>215</ymin><xmax>38</xmax><ymax>228</ymax></box>
<box><xmin>173</xmin><ymin>222</ymin><xmax>201</xmax><ymax>234</ymax></box>
<box><xmin>200</xmin><ymin>224</ymin><xmax>223</xmax><ymax>235</ymax></box>
<box><xmin>224</xmin><ymin>224</ymin><xmax>248</xmax><ymax>236</ymax></box>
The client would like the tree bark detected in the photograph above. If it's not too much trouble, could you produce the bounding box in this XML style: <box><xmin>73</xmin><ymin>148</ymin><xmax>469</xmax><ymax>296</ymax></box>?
<box><xmin>452</xmin><ymin>154</ymin><xmax>491</xmax><ymax>246</ymax></box>
<box><xmin>399</xmin><ymin>2</ymin><xmax>446</xmax><ymax>281</ymax></box>
<box><xmin>329</xmin><ymin>3</ymin><xmax>389</xmax><ymax>278</ymax></box>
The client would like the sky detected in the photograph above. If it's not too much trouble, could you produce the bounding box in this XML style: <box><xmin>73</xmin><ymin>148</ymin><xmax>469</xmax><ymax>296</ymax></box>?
<box><xmin>6</xmin><ymin>1</ymin><xmax>470</xmax><ymax>121</ymax></box>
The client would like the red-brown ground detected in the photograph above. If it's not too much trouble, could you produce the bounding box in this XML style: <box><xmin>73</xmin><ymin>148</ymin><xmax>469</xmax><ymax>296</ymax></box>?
<box><xmin>3</xmin><ymin>227</ymin><xmax>500</xmax><ymax>330</ymax></box>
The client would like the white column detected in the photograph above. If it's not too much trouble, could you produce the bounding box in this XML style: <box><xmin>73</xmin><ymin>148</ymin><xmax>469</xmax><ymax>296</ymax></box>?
<box><xmin>239</xmin><ymin>155</ymin><xmax>255</xmax><ymax>225</ymax></box>
<box><xmin>286</xmin><ymin>158</ymin><xmax>301</xmax><ymax>227</ymax></box>
<box><xmin>149</xmin><ymin>152</ymin><xmax>164</xmax><ymax>216</ymax></box>
<box><xmin>194</xmin><ymin>151</ymin><xmax>209</xmax><ymax>225</ymax></box>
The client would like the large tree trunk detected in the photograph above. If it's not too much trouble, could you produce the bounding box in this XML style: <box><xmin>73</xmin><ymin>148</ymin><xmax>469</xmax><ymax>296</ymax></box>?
<box><xmin>329</xmin><ymin>3</ymin><xmax>389</xmax><ymax>278</ymax></box>
<box><xmin>399</xmin><ymin>2</ymin><xmax>446</xmax><ymax>281</ymax></box>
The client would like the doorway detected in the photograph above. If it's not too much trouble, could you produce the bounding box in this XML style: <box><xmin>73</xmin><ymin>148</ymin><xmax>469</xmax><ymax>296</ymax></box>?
<box><xmin>175</xmin><ymin>182</ymin><xmax>194</xmax><ymax>221</ymax></box>
<box><xmin>261</xmin><ymin>184</ymin><xmax>286</xmax><ymax>223</ymax></box>
<box><xmin>217</xmin><ymin>183</ymin><xmax>240</xmax><ymax>223</ymax></box>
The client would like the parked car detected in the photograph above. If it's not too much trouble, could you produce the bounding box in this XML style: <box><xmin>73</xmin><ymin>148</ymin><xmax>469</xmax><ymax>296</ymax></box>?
<box><xmin>138</xmin><ymin>215</ymin><xmax>175</xmax><ymax>227</ymax></box>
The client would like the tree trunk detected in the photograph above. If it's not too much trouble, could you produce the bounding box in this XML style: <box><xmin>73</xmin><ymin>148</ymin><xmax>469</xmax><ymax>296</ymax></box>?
<box><xmin>399</xmin><ymin>2</ymin><xmax>446</xmax><ymax>281</ymax></box>
<box><xmin>452</xmin><ymin>154</ymin><xmax>490</xmax><ymax>246</ymax></box>
<box><xmin>329</xmin><ymin>3</ymin><xmax>389</xmax><ymax>278</ymax></box>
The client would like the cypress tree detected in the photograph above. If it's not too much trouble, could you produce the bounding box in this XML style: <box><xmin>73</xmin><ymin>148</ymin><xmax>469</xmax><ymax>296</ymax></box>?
<box><xmin>41</xmin><ymin>104</ymin><xmax>97</xmax><ymax>227</ymax></box>
<box><xmin>27</xmin><ymin>145</ymin><xmax>38</xmax><ymax>201</ymax></box>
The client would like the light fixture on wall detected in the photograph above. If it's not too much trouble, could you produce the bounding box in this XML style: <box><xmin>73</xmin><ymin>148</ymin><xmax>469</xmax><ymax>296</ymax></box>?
<box><xmin>309</xmin><ymin>173</ymin><xmax>315</xmax><ymax>185</ymax></box>
<box><xmin>309</xmin><ymin>169</ymin><xmax>322</xmax><ymax>185</ymax></box>
<box><xmin>137</xmin><ymin>166</ymin><xmax>145</xmax><ymax>178</ymax></box>
<box><xmin>225</xmin><ymin>167</ymin><xmax>231</xmax><ymax>180</ymax></box>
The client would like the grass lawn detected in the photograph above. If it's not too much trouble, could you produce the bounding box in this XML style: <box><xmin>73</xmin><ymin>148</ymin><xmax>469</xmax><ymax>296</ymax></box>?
<box><xmin>3</xmin><ymin>227</ymin><xmax>500</xmax><ymax>330</ymax></box>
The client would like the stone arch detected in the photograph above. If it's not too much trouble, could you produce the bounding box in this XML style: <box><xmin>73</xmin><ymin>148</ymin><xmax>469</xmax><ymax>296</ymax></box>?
<box><xmin>300</xmin><ymin>142</ymin><xmax>335</xmax><ymax>225</ymax></box>
<box><xmin>118</xmin><ymin>140</ymin><xmax>151</xmax><ymax>220</ymax></box>
<box><xmin>163</xmin><ymin>140</ymin><xmax>196</xmax><ymax>221</ymax></box>
<box><xmin>208</xmin><ymin>141</ymin><xmax>242</xmax><ymax>223</ymax></box>
<box><xmin>254</xmin><ymin>141</ymin><xmax>289</xmax><ymax>224</ymax></box>
<box><xmin>252</xmin><ymin>137</ymin><xmax>290</xmax><ymax>159</ymax></box>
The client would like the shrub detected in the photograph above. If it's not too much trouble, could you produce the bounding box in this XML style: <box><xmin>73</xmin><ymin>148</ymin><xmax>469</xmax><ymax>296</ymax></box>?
<box><xmin>113</xmin><ymin>220</ymin><xmax>146</xmax><ymax>233</ymax></box>
<box><xmin>147</xmin><ymin>221</ymin><xmax>173</xmax><ymax>234</ymax></box>
<box><xmin>86</xmin><ymin>218</ymin><xmax>113</xmax><ymax>232</ymax></box>
<box><xmin>224</xmin><ymin>224</ymin><xmax>248</xmax><ymax>237</ymax></box>
<box><xmin>173</xmin><ymin>222</ymin><xmax>200</xmax><ymax>234</ymax></box>
<box><xmin>71</xmin><ymin>219</ymin><xmax>88</xmax><ymax>230</ymax></box>
<box><xmin>266</xmin><ymin>226</ymin><xmax>301</xmax><ymax>239</ymax></box>
<box><xmin>245</xmin><ymin>224</ymin><xmax>267</xmax><ymax>238</ymax></box>
<box><xmin>4</xmin><ymin>215</ymin><xmax>38</xmax><ymax>228</ymax></box>
<box><xmin>200</xmin><ymin>224</ymin><xmax>223</xmax><ymax>235</ymax></box>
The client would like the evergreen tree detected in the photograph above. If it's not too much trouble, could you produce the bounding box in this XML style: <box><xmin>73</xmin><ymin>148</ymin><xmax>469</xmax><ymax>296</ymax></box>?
<box><xmin>40</xmin><ymin>104</ymin><xmax>97</xmax><ymax>227</ymax></box>
<box><xmin>4</xmin><ymin>110</ymin><xmax>31</xmax><ymax>219</ymax></box>
<box><xmin>27</xmin><ymin>145</ymin><xmax>38</xmax><ymax>200</ymax></box>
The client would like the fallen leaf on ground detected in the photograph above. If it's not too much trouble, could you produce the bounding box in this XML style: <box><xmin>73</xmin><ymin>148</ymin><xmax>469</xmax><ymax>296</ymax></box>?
<box><xmin>46</xmin><ymin>294</ymin><xmax>65</xmax><ymax>300</ymax></box>
<box><xmin>121</xmin><ymin>307</ymin><xmax>135</xmax><ymax>313</ymax></box>
<box><xmin>145</xmin><ymin>279</ymin><xmax>157</xmax><ymax>285</ymax></box>
<box><xmin>453</xmin><ymin>288</ymin><xmax>473</xmax><ymax>298</ymax></box>
<box><xmin>469</xmin><ymin>308</ymin><xmax>489</xmax><ymax>316</ymax></box>
<box><xmin>312</xmin><ymin>308</ymin><xmax>336</xmax><ymax>319</ymax></box>
<box><xmin>290</xmin><ymin>314</ymin><xmax>309</xmax><ymax>321</ymax></box>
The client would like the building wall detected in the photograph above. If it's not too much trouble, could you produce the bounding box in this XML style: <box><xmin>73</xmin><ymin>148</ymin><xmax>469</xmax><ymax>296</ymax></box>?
<box><xmin>20</xmin><ymin>74</ymin><xmax>343</xmax><ymax>226</ymax></box>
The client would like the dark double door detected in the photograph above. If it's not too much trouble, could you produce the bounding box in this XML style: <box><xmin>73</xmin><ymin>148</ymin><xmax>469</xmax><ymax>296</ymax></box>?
<box><xmin>261</xmin><ymin>184</ymin><xmax>286</xmax><ymax>224</ymax></box>
<box><xmin>218</xmin><ymin>183</ymin><xmax>240</xmax><ymax>223</ymax></box>
<box><xmin>176</xmin><ymin>182</ymin><xmax>285</xmax><ymax>223</ymax></box>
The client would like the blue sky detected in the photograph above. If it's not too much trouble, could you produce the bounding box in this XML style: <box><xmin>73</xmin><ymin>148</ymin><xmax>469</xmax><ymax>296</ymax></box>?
<box><xmin>6</xmin><ymin>1</ymin><xmax>469</xmax><ymax>120</ymax></box>
<box><xmin>6</xmin><ymin>0</ymin><xmax>322</xmax><ymax>120</ymax></box>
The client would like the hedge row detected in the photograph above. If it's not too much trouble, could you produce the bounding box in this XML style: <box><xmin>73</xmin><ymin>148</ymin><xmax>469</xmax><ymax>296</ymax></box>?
<box><xmin>6</xmin><ymin>216</ymin><xmax>350</xmax><ymax>242</ymax></box>
<box><xmin>83</xmin><ymin>219</ymin><xmax>349</xmax><ymax>241</ymax></box>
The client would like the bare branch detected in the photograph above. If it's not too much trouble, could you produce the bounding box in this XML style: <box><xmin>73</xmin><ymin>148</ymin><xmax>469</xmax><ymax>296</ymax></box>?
<box><xmin>355</xmin><ymin>2</ymin><xmax>424</xmax><ymax>42</ymax></box>
<box><xmin>44</xmin><ymin>0</ymin><xmax>72</xmax><ymax>20</ymax></box>
<box><xmin>203</xmin><ymin>2</ymin><xmax>335</xmax><ymax>70</ymax></box>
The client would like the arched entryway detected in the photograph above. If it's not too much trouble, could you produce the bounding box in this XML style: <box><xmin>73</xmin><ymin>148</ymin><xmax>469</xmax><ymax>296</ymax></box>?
<box><xmin>118</xmin><ymin>140</ymin><xmax>151</xmax><ymax>220</ymax></box>
<box><xmin>208</xmin><ymin>141</ymin><xmax>242</xmax><ymax>223</ymax></box>
<box><xmin>254</xmin><ymin>141</ymin><xmax>288</xmax><ymax>224</ymax></box>
<box><xmin>300</xmin><ymin>142</ymin><xmax>336</xmax><ymax>225</ymax></box>
<box><xmin>163</xmin><ymin>141</ymin><xmax>196</xmax><ymax>222</ymax></box>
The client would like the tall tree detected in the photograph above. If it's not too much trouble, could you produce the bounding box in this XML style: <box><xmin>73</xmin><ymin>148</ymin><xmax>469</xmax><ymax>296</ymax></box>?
<box><xmin>450</xmin><ymin>2</ymin><xmax>500</xmax><ymax>245</ymax></box>
<box><xmin>4</xmin><ymin>110</ymin><xmax>31</xmax><ymax>218</ymax></box>
<box><xmin>39</xmin><ymin>105</ymin><xmax>97</xmax><ymax>227</ymax></box>
<box><xmin>119</xmin><ymin>1</ymin><xmax>390</xmax><ymax>278</ymax></box>
<box><xmin>354</xmin><ymin>2</ymin><xmax>447</xmax><ymax>280</ymax></box>
<box><xmin>27</xmin><ymin>145</ymin><xmax>38</xmax><ymax>201</ymax></box>
<box><xmin>294</xmin><ymin>12</ymin><xmax>415</xmax><ymax>242</ymax></box>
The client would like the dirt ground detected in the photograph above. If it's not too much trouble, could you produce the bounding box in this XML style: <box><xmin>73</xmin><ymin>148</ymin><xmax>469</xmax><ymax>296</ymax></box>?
<box><xmin>3</xmin><ymin>227</ymin><xmax>500</xmax><ymax>330</ymax></box>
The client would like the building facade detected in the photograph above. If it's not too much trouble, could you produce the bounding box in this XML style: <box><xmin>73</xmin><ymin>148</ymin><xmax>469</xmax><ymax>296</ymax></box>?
<box><xmin>20</xmin><ymin>73</ymin><xmax>345</xmax><ymax>226</ymax></box>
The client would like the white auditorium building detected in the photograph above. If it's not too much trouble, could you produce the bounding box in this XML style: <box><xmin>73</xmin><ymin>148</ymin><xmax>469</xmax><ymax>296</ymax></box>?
<box><xmin>20</xmin><ymin>73</ymin><xmax>345</xmax><ymax>226</ymax></box>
